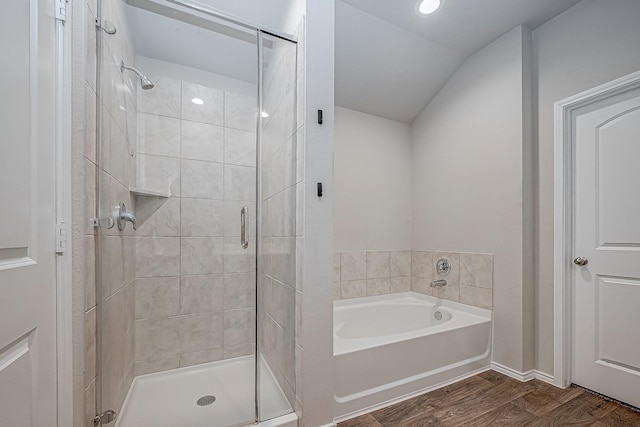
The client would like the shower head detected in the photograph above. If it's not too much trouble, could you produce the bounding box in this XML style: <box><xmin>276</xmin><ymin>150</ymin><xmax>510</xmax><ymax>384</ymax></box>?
<box><xmin>120</xmin><ymin>61</ymin><xmax>155</xmax><ymax>90</ymax></box>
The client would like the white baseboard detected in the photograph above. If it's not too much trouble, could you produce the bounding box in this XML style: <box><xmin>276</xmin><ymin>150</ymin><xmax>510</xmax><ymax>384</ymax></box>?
<box><xmin>490</xmin><ymin>362</ymin><xmax>556</xmax><ymax>385</ymax></box>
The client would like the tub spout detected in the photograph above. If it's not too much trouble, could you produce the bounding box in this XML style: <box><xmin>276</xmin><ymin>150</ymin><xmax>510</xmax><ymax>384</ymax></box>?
<box><xmin>430</xmin><ymin>279</ymin><xmax>447</xmax><ymax>288</ymax></box>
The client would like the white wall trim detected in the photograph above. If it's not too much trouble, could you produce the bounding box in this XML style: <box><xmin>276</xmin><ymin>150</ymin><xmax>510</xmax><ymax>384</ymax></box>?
<box><xmin>55</xmin><ymin>10</ymin><xmax>74</xmax><ymax>427</ymax></box>
<box><xmin>490</xmin><ymin>362</ymin><xmax>557</xmax><ymax>386</ymax></box>
<box><xmin>553</xmin><ymin>69</ymin><xmax>640</xmax><ymax>390</ymax></box>
<box><xmin>490</xmin><ymin>362</ymin><xmax>535</xmax><ymax>382</ymax></box>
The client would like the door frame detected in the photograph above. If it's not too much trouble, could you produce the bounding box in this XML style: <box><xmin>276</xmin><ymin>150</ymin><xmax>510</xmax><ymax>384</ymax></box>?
<box><xmin>553</xmin><ymin>69</ymin><xmax>640</xmax><ymax>389</ymax></box>
<box><xmin>54</xmin><ymin>1</ymin><xmax>73</xmax><ymax>426</ymax></box>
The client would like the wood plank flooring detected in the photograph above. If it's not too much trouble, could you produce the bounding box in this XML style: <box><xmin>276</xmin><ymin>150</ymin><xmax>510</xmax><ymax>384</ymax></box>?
<box><xmin>337</xmin><ymin>371</ymin><xmax>640</xmax><ymax>427</ymax></box>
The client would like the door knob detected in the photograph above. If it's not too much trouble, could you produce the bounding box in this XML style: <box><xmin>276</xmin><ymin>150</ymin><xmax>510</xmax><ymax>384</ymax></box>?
<box><xmin>574</xmin><ymin>257</ymin><xmax>588</xmax><ymax>266</ymax></box>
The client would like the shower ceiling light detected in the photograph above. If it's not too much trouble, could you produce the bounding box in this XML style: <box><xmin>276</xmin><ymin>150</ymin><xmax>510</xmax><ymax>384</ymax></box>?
<box><xmin>191</xmin><ymin>98</ymin><xmax>204</xmax><ymax>105</ymax></box>
<box><xmin>417</xmin><ymin>0</ymin><xmax>441</xmax><ymax>15</ymax></box>
<box><xmin>261</xmin><ymin>111</ymin><xmax>269</xmax><ymax>118</ymax></box>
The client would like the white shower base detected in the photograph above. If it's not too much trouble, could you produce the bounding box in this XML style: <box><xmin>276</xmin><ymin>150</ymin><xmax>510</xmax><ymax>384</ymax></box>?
<box><xmin>116</xmin><ymin>355</ymin><xmax>296</xmax><ymax>427</ymax></box>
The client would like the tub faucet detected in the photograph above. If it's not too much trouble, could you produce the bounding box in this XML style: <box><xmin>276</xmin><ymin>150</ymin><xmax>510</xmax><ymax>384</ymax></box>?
<box><xmin>430</xmin><ymin>279</ymin><xmax>447</xmax><ymax>288</ymax></box>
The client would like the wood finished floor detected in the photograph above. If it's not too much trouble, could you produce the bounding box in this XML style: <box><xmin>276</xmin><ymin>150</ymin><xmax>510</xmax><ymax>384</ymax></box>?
<box><xmin>337</xmin><ymin>371</ymin><xmax>640</xmax><ymax>427</ymax></box>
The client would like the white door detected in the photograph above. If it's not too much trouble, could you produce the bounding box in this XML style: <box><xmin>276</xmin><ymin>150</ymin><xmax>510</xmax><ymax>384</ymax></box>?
<box><xmin>0</xmin><ymin>0</ymin><xmax>59</xmax><ymax>425</ymax></box>
<box><xmin>573</xmin><ymin>86</ymin><xmax>640</xmax><ymax>408</ymax></box>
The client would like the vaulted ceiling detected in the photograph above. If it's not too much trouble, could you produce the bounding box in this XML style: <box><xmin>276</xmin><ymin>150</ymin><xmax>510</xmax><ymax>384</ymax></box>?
<box><xmin>335</xmin><ymin>0</ymin><xmax>583</xmax><ymax>123</ymax></box>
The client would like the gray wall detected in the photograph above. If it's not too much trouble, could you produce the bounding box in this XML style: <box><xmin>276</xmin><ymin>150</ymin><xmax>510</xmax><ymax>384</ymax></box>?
<box><xmin>334</xmin><ymin>107</ymin><xmax>412</xmax><ymax>252</ymax></box>
<box><xmin>533</xmin><ymin>0</ymin><xmax>640</xmax><ymax>375</ymax></box>
<box><xmin>411</xmin><ymin>26</ymin><xmax>535</xmax><ymax>372</ymax></box>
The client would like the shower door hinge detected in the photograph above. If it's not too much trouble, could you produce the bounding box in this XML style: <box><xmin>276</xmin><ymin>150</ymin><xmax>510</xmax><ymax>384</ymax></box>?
<box><xmin>94</xmin><ymin>410</ymin><xmax>117</xmax><ymax>426</ymax></box>
<box><xmin>55</xmin><ymin>221</ymin><xmax>68</xmax><ymax>255</ymax></box>
<box><xmin>55</xmin><ymin>0</ymin><xmax>68</xmax><ymax>23</ymax></box>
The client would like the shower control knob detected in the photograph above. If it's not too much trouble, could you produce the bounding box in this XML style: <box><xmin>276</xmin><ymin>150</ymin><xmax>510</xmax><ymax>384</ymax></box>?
<box><xmin>573</xmin><ymin>257</ymin><xmax>588</xmax><ymax>266</ymax></box>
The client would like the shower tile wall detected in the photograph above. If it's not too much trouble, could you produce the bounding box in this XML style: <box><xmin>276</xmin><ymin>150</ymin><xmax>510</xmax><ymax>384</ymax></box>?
<box><xmin>260</xmin><ymin>32</ymin><xmax>301</xmax><ymax>409</ymax></box>
<box><xmin>333</xmin><ymin>250</ymin><xmax>494</xmax><ymax>310</ymax></box>
<box><xmin>133</xmin><ymin>75</ymin><xmax>258</xmax><ymax>375</ymax></box>
<box><xmin>82</xmin><ymin>0</ymin><xmax>138</xmax><ymax>422</ymax></box>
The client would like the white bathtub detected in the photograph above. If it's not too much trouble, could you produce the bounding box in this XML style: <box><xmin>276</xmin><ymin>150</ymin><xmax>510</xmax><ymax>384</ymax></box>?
<box><xmin>334</xmin><ymin>292</ymin><xmax>492</xmax><ymax>420</ymax></box>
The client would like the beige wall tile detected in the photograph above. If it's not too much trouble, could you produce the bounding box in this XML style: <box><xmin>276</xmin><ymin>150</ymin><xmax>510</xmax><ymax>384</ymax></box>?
<box><xmin>181</xmin><ymin>159</ymin><xmax>223</xmax><ymax>199</ymax></box>
<box><xmin>412</xmin><ymin>251</ymin><xmax>434</xmax><ymax>278</ymax></box>
<box><xmin>411</xmin><ymin>276</ymin><xmax>431</xmax><ymax>295</ymax></box>
<box><xmin>138</xmin><ymin>75</ymin><xmax>181</xmax><ymax>118</ymax></box>
<box><xmin>432</xmin><ymin>281</ymin><xmax>460</xmax><ymax>302</ymax></box>
<box><xmin>460</xmin><ymin>285</ymin><xmax>493</xmax><ymax>309</ymax></box>
<box><xmin>180</xmin><ymin>275</ymin><xmax>224</xmax><ymax>315</ymax></box>
<box><xmin>460</xmin><ymin>253</ymin><xmax>494</xmax><ymax>288</ymax></box>
<box><xmin>225</xmin><ymin>128</ymin><xmax>256</xmax><ymax>167</ymax></box>
<box><xmin>137</xmin><ymin>113</ymin><xmax>180</xmax><ymax>158</ymax></box>
<box><xmin>134</xmin><ymin>357</ymin><xmax>179</xmax><ymax>376</ymax></box>
<box><xmin>390</xmin><ymin>250</ymin><xmax>411</xmax><ymax>277</ymax></box>
<box><xmin>137</xmin><ymin>154</ymin><xmax>180</xmax><ymax>196</ymax></box>
<box><xmin>181</xmin><ymin>120</ymin><xmax>224</xmax><ymax>163</ymax></box>
<box><xmin>180</xmin><ymin>313</ymin><xmax>224</xmax><ymax>353</ymax></box>
<box><xmin>136</xmin><ymin>236</ymin><xmax>180</xmax><ymax>278</ymax></box>
<box><xmin>181</xmin><ymin>82</ymin><xmax>224</xmax><ymax>125</ymax></box>
<box><xmin>135</xmin><ymin>277</ymin><xmax>180</xmax><ymax>320</ymax></box>
<box><xmin>84</xmin><ymin>308</ymin><xmax>96</xmax><ymax>388</ymax></box>
<box><xmin>179</xmin><ymin>349</ymin><xmax>224</xmax><ymax>368</ymax></box>
<box><xmin>135</xmin><ymin>197</ymin><xmax>181</xmax><ymax>237</ymax></box>
<box><xmin>224</xmin><ymin>273</ymin><xmax>256</xmax><ymax>310</ymax></box>
<box><xmin>366</xmin><ymin>251</ymin><xmax>390</xmax><ymax>279</ymax></box>
<box><xmin>181</xmin><ymin>237</ymin><xmax>224</xmax><ymax>275</ymax></box>
<box><xmin>223</xmin><ymin>237</ymin><xmax>256</xmax><ymax>273</ymax></box>
<box><xmin>367</xmin><ymin>278</ymin><xmax>391</xmax><ymax>296</ymax></box>
<box><xmin>180</xmin><ymin>198</ymin><xmax>224</xmax><ymax>237</ymax></box>
<box><xmin>134</xmin><ymin>316</ymin><xmax>181</xmax><ymax>361</ymax></box>
<box><xmin>224</xmin><ymin>343</ymin><xmax>255</xmax><ymax>359</ymax></box>
<box><xmin>224</xmin><ymin>309</ymin><xmax>256</xmax><ymax>346</ymax></box>
<box><xmin>341</xmin><ymin>280</ymin><xmax>366</xmax><ymax>299</ymax></box>
<box><xmin>390</xmin><ymin>276</ymin><xmax>411</xmax><ymax>293</ymax></box>
<box><xmin>224</xmin><ymin>164</ymin><xmax>256</xmax><ymax>202</ymax></box>
<box><xmin>340</xmin><ymin>251</ymin><xmax>366</xmax><ymax>281</ymax></box>
<box><xmin>225</xmin><ymin>92</ymin><xmax>257</xmax><ymax>131</ymax></box>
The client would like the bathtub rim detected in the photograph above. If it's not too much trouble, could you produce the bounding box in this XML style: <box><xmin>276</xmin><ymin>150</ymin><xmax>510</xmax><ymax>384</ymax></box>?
<box><xmin>334</xmin><ymin>292</ymin><xmax>492</xmax><ymax>356</ymax></box>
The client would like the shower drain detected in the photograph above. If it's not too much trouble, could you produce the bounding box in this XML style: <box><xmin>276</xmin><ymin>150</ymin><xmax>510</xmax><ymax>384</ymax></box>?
<box><xmin>197</xmin><ymin>395</ymin><xmax>216</xmax><ymax>406</ymax></box>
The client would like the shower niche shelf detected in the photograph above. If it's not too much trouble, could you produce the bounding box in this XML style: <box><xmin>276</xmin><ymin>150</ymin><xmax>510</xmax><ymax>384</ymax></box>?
<box><xmin>129</xmin><ymin>187</ymin><xmax>171</xmax><ymax>198</ymax></box>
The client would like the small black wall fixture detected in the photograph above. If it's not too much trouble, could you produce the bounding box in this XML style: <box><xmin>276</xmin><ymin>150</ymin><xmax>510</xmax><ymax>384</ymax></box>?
<box><xmin>317</xmin><ymin>109</ymin><xmax>323</xmax><ymax>125</ymax></box>
<box><xmin>317</xmin><ymin>182</ymin><xmax>323</xmax><ymax>198</ymax></box>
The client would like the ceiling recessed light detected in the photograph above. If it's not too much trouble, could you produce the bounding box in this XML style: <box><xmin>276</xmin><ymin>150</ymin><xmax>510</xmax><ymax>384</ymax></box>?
<box><xmin>417</xmin><ymin>0</ymin><xmax>441</xmax><ymax>15</ymax></box>
<box><xmin>191</xmin><ymin>98</ymin><xmax>204</xmax><ymax>105</ymax></box>
<box><xmin>261</xmin><ymin>111</ymin><xmax>269</xmax><ymax>118</ymax></box>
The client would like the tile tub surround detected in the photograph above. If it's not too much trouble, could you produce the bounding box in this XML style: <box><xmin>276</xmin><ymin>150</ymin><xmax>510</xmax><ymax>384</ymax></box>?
<box><xmin>334</xmin><ymin>251</ymin><xmax>412</xmax><ymax>300</ymax></box>
<box><xmin>412</xmin><ymin>251</ymin><xmax>494</xmax><ymax>310</ymax></box>
<box><xmin>134</xmin><ymin>75</ymin><xmax>258</xmax><ymax>375</ymax></box>
<box><xmin>333</xmin><ymin>250</ymin><xmax>494</xmax><ymax>310</ymax></box>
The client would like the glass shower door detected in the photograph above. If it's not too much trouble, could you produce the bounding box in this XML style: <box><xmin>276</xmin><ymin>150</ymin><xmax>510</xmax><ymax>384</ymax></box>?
<box><xmin>95</xmin><ymin>1</ymin><xmax>260</xmax><ymax>426</ymax></box>
<box><xmin>257</xmin><ymin>30</ymin><xmax>299</xmax><ymax>422</ymax></box>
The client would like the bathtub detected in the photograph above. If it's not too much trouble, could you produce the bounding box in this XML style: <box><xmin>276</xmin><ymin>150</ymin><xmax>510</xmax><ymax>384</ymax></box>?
<box><xmin>334</xmin><ymin>292</ymin><xmax>492</xmax><ymax>420</ymax></box>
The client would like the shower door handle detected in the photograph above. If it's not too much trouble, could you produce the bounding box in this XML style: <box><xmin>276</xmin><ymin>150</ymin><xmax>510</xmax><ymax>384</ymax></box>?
<box><xmin>240</xmin><ymin>206</ymin><xmax>249</xmax><ymax>249</ymax></box>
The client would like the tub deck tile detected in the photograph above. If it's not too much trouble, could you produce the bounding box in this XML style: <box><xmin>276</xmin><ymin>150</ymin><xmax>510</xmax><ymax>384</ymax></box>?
<box><xmin>337</xmin><ymin>372</ymin><xmax>640</xmax><ymax>427</ymax></box>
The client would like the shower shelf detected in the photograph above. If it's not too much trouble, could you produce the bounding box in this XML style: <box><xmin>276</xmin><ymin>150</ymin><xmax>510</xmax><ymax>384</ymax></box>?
<box><xmin>129</xmin><ymin>187</ymin><xmax>171</xmax><ymax>198</ymax></box>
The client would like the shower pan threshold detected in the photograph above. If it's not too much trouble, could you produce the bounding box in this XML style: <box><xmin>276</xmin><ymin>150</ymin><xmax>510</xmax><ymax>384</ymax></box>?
<box><xmin>115</xmin><ymin>355</ymin><xmax>296</xmax><ymax>427</ymax></box>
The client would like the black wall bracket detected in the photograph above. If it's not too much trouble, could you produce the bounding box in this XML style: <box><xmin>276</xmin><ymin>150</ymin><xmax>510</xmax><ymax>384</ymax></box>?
<box><xmin>317</xmin><ymin>182</ymin><xmax>323</xmax><ymax>198</ymax></box>
<box><xmin>317</xmin><ymin>109</ymin><xmax>323</xmax><ymax>125</ymax></box>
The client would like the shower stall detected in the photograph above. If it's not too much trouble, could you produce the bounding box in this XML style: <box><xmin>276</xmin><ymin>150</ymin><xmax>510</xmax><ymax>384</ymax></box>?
<box><xmin>91</xmin><ymin>0</ymin><xmax>299</xmax><ymax>426</ymax></box>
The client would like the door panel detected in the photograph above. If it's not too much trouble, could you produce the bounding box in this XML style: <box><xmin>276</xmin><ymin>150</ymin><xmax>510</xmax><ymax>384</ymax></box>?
<box><xmin>0</xmin><ymin>0</ymin><xmax>58</xmax><ymax>425</ymax></box>
<box><xmin>573</xmin><ymin>89</ymin><xmax>640</xmax><ymax>409</ymax></box>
